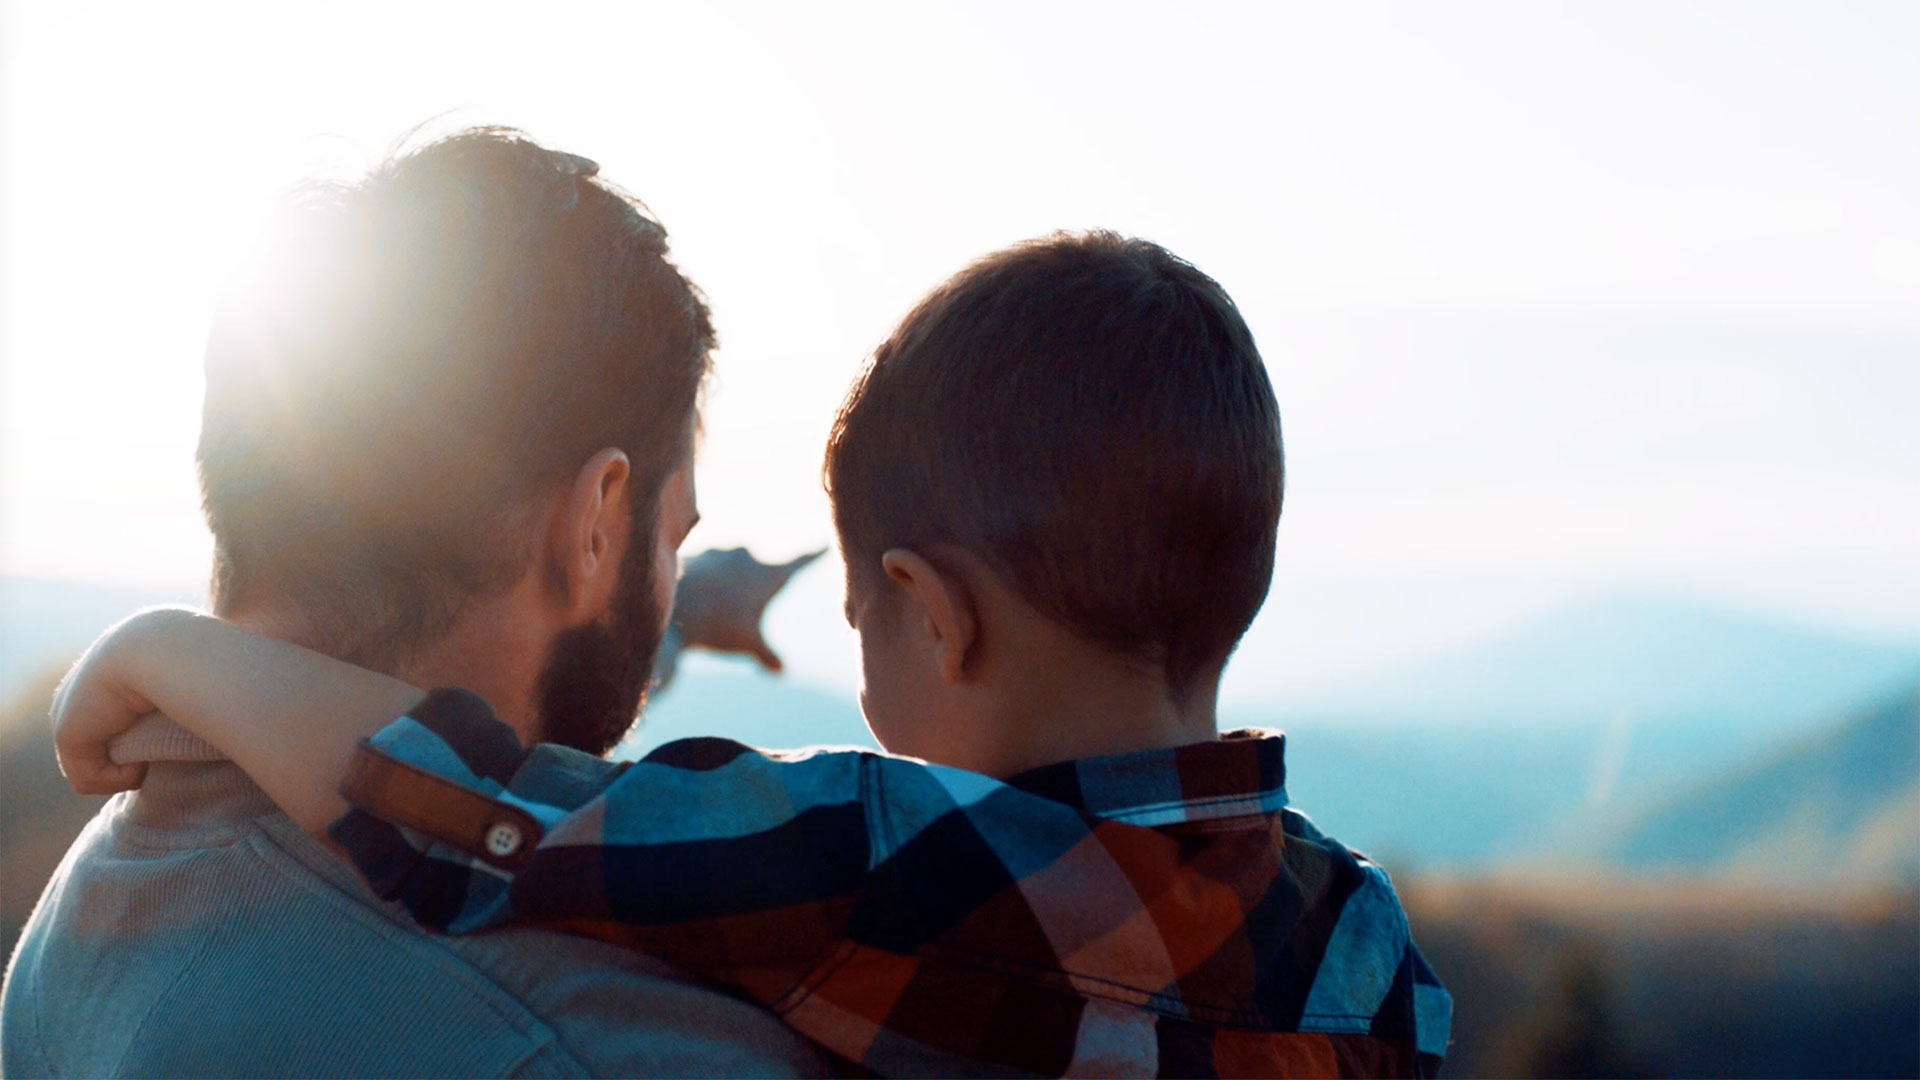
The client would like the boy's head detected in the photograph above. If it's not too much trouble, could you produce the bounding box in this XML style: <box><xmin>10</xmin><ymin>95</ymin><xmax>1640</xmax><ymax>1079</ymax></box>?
<box><xmin>825</xmin><ymin>232</ymin><xmax>1282</xmax><ymax>770</ymax></box>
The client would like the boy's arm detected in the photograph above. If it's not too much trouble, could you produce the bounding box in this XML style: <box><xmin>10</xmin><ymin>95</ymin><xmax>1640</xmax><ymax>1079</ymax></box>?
<box><xmin>335</xmin><ymin>692</ymin><xmax>1098</xmax><ymax>1005</ymax></box>
<box><xmin>333</xmin><ymin>688</ymin><xmax>891</xmax><ymax>985</ymax></box>
<box><xmin>51</xmin><ymin>546</ymin><xmax>820</xmax><ymax>827</ymax></box>
<box><xmin>52</xmin><ymin>607</ymin><xmax>426</xmax><ymax>833</ymax></box>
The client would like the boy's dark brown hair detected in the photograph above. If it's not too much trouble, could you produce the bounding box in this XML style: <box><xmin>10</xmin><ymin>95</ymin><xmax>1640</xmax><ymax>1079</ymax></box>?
<box><xmin>825</xmin><ymin>231</ymin><xmax>1283</xmax><ymax>695</ymax></box>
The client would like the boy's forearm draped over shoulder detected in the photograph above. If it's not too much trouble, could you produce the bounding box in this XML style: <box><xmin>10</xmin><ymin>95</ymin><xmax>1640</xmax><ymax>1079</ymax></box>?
<box><xmin>55</xmin><ymin>607</ymin><xmax>426</xmax><ymax>833</ymax></box>
<box><xmin>51</xmin><ymin>550</ymin><xmax>820</xmax><ymax>832</ymax></box>
<box><xmin>335</xmin><ymin>688</ymin><xmax>884</xmax><ymax>973</ymax></box>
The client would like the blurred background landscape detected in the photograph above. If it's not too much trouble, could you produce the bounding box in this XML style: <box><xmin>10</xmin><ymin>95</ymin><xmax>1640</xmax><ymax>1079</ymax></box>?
<box><xmin>6</xmin><ymin>576</ymin><xmax>1916</xmax><ymax>1077</ymax></box>
<box><xmin>4</xmin><ymin>2</ymin><xmax>1917</xmax><ymax>1077</ymax></box>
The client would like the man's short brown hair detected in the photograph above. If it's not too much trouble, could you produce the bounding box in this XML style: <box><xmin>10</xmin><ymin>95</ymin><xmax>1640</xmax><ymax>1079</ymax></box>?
<box><xmin>198</xmin><ymin>127</ymin><xmax>713</xmax><ymax>666</ymax></box>
<box><xmin>825</xmin><ymin>231</ymin><xmax>1283</xmax><ymax>694</ymax></box>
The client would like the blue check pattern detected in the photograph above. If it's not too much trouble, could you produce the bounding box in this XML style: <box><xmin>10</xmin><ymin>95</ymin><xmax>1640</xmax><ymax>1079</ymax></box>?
<box><xmin>334</xmin><ymin>688</ymin><xmax>1451</xmax><ymax>1077</ymax></box>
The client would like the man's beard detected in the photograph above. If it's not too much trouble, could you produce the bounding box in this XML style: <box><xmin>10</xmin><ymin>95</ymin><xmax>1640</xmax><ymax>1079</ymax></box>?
<box><xmin>534</xmin><ymin>515</ymin><xmax>665</xmax><ymax>756</ymax></box>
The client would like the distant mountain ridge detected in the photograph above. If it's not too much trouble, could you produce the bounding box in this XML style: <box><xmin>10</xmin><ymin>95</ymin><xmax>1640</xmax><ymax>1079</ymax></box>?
<box><xmin>1276</xmin><ymin>592</ymin><xmax>1920</xmax><ymax>733</ymax></box>
<box><xmin>1234</xmin><ymin>593</ymin><xmax>1920</xmax><ymax>867</ymax></box>
<box><xmin>1601</xmin><ymin>684</ymin><xmax>1920</xmax><ymax>882</ymax></box>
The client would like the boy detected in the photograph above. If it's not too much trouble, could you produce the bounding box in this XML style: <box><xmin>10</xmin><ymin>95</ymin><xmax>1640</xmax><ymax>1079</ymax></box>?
<box><xmin>55</xmin><ymin>232</ymin><xmax>1450</xmax><ymax>1077</ymax></box>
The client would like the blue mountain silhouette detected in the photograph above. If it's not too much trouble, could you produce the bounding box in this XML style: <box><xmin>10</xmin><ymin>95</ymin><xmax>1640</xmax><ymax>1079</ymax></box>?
<box><xmin>1273</xmin><ymin>591</ymin><xmax>1920</xmax><ymax>731</ymax></box>
<box><xmin>1601</xmin><ymin>684</ymin><xmax>1919</xmax><ymax>881</ymax></box>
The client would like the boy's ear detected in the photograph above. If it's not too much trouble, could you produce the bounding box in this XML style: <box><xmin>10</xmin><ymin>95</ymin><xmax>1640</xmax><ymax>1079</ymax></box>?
<box><xmin>550</xmin><ymin>447</ymin><xmax>632</xmax><ymax>620</ymax></box>
<box><xmin>879</xmin><ymin>548</ymin><xmax>978</xmax><ymax>683</ymax></box>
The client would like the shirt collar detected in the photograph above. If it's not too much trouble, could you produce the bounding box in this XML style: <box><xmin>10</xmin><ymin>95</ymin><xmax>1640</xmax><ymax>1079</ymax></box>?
<box><xmin>1002</xmin><ymin>728</ymin><xmax>1287</xmax><ymax>827</ymax></box>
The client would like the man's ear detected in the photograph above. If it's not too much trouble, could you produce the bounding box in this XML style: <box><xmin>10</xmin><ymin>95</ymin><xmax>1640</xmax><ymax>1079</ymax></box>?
<box><xmin>550</xmin><ymin>447</ymin><xmax>631</xmax><ymax>621</ymax></box>
<box><xmin>879</xmin><ymin>548</ymin><xmax>978</xmax><ymax>683</ymax></box>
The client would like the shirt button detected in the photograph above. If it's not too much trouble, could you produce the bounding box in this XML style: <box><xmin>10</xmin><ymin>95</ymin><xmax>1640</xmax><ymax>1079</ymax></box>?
<box><xmin>484</xmin><ymin>822</ymin><xmax>524</xmax><ymax>858</ymax></box>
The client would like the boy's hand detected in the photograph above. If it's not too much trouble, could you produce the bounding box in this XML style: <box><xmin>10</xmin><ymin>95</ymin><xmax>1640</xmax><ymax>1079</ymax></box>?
<box><xmin>673</xmin><ymin>548</ymin><xmax>825</xmax><ymax>672</ymax></box>
<box><xmin>50</xmin><ymin>607</ymin><xmax>197</xmax><ymax>795</ymax></box>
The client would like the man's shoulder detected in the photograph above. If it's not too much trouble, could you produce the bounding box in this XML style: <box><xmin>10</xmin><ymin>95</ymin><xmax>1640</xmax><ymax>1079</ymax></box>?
<box><xmin>7</xmin><ymin>799</ymin><xmax>577</xmax><ymax>1076</ymax></box>
<box><xmin>6</xmin><ymin>797</ymin><xmax>829</xmax><ymax>1078</ymax></box>
<box><xmin>245</xmin><ymin>814</ymin><xmax>832</xmax><ymax>1075</ymax></box>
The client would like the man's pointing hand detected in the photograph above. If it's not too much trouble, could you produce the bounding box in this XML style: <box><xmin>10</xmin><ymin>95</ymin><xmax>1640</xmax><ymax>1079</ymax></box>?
<box><xmin>671</xmin><ymin>548</ymin><xmax>826</xmax><ymax>673</ymax></box>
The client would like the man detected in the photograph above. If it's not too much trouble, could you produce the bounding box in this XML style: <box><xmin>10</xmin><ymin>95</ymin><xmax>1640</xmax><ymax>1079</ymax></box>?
<box><xmin>1</xmin><ymin>128</ymin><xmax>832</xmax><ymax>1077</ymax></box>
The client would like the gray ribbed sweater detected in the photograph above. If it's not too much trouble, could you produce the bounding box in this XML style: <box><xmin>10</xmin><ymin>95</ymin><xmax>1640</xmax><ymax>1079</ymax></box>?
<box><xmin>0</xmin><ymin>718</ymin><xmax>831</xmax><ymax>1078</ymax></box>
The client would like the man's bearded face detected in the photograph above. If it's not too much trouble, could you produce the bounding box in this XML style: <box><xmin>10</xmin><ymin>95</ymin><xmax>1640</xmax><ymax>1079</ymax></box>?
<box><xmin>534</xmin><ymin>507</ymin><xmax>665</xmax><ymax>756</ymax></box>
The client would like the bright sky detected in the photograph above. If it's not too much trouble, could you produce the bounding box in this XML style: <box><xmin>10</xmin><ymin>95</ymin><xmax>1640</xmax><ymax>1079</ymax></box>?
<box><xmin>4</xmin><ymin>1</ymin><xmax>1917</xmax><ymax>698</ymax></box>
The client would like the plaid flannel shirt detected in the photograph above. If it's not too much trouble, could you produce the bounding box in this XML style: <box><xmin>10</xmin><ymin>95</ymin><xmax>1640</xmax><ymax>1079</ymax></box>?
<box><xmin>333</xmin><ymin>689</ymin><xmax>1451</xmax><ymax>1078</ymax></box>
